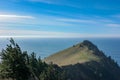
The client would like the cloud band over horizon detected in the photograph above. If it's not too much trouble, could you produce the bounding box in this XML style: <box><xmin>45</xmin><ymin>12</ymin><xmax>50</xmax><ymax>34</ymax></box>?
<box><xmin>0</xmin><ymin>0</ymin><xmax>120</xmax><ymax>38</ymax></box>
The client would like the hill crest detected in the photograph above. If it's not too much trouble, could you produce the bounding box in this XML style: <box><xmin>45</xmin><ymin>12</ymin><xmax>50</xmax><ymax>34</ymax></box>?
<box><xmin>44</xmin><ymin>40</ymin><xmax>104</xmax><ymax>66</ymax></box>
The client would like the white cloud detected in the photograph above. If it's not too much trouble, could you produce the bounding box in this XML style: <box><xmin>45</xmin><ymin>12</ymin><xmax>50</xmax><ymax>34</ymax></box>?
<box><xmin>0</xmin><ymin>14</ymin><xmax>35</xmax><ymax>19</ymax></box>
<box><xmin>0</xmin><ymin>14</ymin><xmax>35</xmax><ymax>25</ymax></box>
<box><xmin>106</xmin><ymin>23</ymin><xmax>120</xmax><ymax>27</ymax></box>
<box><xmin>0</xmin><ymin>29</ymin><xmax>120</xmax><ymax>38</ymax></box>
<box><xmin>0</xmin><ymin>30</ymin><xmax>83</xmax><ymax>38</ymax></box>
<box><xmin>0</xmin><ymin>13</ymin><xmax>115</xmax><ymax>28</ymax></box>
<box><xmin>1</xmin><ymin>13</ymin><xmax>120</xmax><ymax>38</ymax></box>
<box><xmin>57</xmin><ymin>18</ymin><xmax>98</xmax><ymax>24</ymax></box>
<box><xmin>0</xmin><ymin>14</ymin><xmax>75</xmax><ymax>28</ymax></box>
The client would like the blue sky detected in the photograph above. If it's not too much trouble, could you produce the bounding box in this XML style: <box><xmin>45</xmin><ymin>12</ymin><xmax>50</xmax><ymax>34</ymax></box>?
<box><xmin>0</xmin><ymin>0</ymin><xmax>120</xmax><ymax>38</ymax></box>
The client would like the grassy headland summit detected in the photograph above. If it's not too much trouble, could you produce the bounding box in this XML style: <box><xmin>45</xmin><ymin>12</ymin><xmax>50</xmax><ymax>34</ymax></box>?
<box><xmin>0</xmin><ymin>39</ymin><xmax>120</xmax><ymax>80</ymax></box>
<box><xmin>44</xmin><ymin>40</ymin><xmax>102</xmax><ymax>66</ymax></box>
<box><xmin>44</xmin><ymin>40</ymin><xmax>120</xmax><ymax>80</ymax></box>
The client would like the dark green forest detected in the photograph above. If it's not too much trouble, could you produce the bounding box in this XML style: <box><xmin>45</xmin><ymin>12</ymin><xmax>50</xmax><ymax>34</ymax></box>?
<box><xmin>0</xmin><ymin>38</ymin><xmax>66</xmax><ymax>80</ymax></box>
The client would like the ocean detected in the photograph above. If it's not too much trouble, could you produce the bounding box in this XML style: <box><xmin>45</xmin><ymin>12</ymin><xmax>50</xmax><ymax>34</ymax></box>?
<box><xmin>0</xmin><ymin>38</ymin><xmax>120</xmax><ymax>65</ymax></box>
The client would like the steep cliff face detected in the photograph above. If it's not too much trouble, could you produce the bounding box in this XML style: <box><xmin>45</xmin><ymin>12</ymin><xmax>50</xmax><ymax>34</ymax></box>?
<box><xmin>44</xmin><ymin>40</ymin><xmax>120</xmax><ymax>80</ymax></box>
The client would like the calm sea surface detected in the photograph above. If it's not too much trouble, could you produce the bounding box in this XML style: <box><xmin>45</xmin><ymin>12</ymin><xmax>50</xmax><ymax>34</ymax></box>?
<box><xmin>0</xmin><ymin>38</ymin><xmax>120</xmax><ymax>65</ymax></box>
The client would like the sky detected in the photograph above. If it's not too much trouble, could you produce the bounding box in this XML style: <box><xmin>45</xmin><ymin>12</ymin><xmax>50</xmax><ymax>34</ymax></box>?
<box><xmin>0</xmin><ymin>0</ymin><xmax>120</xmax><ymax>38</ymax></box>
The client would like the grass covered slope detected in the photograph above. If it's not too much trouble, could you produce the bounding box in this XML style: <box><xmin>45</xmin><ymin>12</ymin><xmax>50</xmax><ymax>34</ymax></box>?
<box><xmin>44</xmin><ymin>40</ymin><xmax>120</xmax><ymax>80</ymax></box>
<box><xmin>44</xmin><ymin>40</ymin><xmax>103</xmax><ymax>66</ymax></box>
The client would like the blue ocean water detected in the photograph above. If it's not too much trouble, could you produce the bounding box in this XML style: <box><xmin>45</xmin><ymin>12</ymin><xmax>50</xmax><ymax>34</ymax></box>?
<box><xmin>0</xmin><ymin>38</ymin><xmax>120</xmax><ymax>65</ymax></box>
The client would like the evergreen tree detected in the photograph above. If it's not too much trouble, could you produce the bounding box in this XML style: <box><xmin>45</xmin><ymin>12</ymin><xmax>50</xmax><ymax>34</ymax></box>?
<box><xmin>0</xmin><ymin>38</ymin><xmax>66</xmax><ymax>80</ymax></box>
<box><xmin>0</xmin><ymin>38</ymin><xmax>30</xmax><ymax>80</ymax></box>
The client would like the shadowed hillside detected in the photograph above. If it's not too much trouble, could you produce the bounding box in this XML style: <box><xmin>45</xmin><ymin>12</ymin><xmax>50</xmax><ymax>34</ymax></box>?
<box><xmin>44</xmin><ymin>40</ymin><xmax>120</xmax><ymax>80</ymax></box>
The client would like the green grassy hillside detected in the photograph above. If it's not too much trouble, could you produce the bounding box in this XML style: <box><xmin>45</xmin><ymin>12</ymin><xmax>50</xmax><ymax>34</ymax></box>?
<box><xmin>44</xmin><ymin>40</ymin><xmax>120</xmax><ymax>80</ymax></box>
<box><xmin>44</xmin><ymin>40</ymin><xmax>103</xmax><ymax>66</ymax></box>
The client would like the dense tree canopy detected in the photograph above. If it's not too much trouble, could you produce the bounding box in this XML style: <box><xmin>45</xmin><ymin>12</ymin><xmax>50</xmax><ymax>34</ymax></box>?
<box><xmin>0</xmin><ymin>38</ymin><xmax>30</xmax><ymax>80</ymax></box>
<box><xmin>0</xmin><ymin>38</ymin><xmax>66</xmax><ymax>80</ymax></box>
